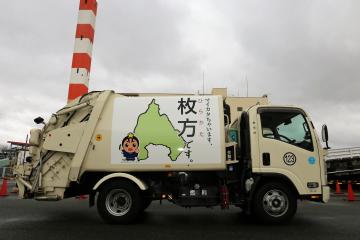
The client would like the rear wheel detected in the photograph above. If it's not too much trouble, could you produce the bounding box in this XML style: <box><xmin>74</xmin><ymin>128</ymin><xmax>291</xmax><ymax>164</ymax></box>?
<box><xmin>97</xmin><ymin>180</ymin><xmax>142</xmax><ymax>224</ymax></box>
<box><xmin>141</xmin><ymin>197</ymin><xmax>152</xmax><ymax>211</ymax></box>
<box><xmin>252</xmin><ymin>182</ymin><xmax>297</xmax><ymax>224</ymax></box>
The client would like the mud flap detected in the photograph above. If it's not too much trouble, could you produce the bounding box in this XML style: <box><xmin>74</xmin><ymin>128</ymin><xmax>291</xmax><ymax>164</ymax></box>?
<box><xmin>89</xmin><ymin>191</ymin><xmax>95</xmax><ymax>207</ymax></box>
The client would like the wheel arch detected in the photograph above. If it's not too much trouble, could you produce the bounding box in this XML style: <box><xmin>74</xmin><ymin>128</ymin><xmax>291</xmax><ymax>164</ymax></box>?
<box><xmin>252</xmin><ymin>173</ymin><xmax>300</xmax><ymax>198</ymax></box>
<box><xmin>92</xmin><ymin>173</ymin><xmax>148</xmax><ymax>192</ymax></box>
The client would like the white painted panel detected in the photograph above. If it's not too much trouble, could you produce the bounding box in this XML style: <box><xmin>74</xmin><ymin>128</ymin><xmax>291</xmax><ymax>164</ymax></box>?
<box><xmin>69</xmin><ymin>68</ymin><xmax>89</xmax><ymax>85</ymax></box>
<box><xmin>73</xmin><ymin>38</ymin><xmax>93</xmax><ymax>55</ymax></box>
<box><xmin>111</xmin><ymin>96</ymin><xmax>222</xmax><ymax>166</ymax></box>
<box><xmin>77</xmin><ymin>10</ymin><xmax>96</xmax><ymax>28</ymax></box>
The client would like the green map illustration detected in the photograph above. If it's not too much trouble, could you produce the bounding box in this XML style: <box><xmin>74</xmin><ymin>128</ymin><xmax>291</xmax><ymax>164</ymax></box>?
<box><xmin>134</xmin><ymin>99</ymin><xmax>186</xmax><ymax>161</ymax></box>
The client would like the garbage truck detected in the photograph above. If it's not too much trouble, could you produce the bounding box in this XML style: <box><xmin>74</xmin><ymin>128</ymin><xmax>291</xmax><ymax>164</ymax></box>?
<box><xmin>14</xmin><ymin>90</ymin><xmax>330</xmax><ymax>224</ymax></box>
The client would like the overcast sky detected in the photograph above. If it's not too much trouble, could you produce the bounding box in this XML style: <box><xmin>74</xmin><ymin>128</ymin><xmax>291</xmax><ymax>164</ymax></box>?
<box><xmin>0</xmin><ymin>0</ymin><xmax>359</xmax><ymax>148</ymax></box>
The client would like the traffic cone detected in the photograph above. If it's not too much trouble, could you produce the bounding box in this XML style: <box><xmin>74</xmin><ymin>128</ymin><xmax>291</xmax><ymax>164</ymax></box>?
<box><xmin>335</xmin><ymin>181</ymin><xmax>343</xmax><ymax>194</ymax></box>
<box><xmin>0</xmin><ymin>178</ymin><xmax>9</xmax><ymax>197</ymax></box>
<box><xmin>79</xmin><ymin>195</ymin><xmax>87</xmax><ymax>200</ymax></box>
<box><xmin>75</xmin><ymin>195</ymin><xmax>87</xmax><ymax>200</ymax></box>
<box><xmin>347</xmin><ymin>182</ymin><xmax>356</xmax><ymax>202</ymax></box>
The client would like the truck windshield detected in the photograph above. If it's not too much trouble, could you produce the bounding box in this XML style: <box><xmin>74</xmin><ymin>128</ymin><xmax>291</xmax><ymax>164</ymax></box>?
<box><xmin>260</xmin><ymin>110</ymin><xmax>313</xmax><ymax>151</ymax></box>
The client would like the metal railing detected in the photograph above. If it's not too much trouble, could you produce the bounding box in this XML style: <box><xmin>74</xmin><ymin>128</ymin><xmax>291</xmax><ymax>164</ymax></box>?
<box><xmin>0</xmin><ymin>167</ymin><xmax>13</xmax><ymax>179</ymax></box>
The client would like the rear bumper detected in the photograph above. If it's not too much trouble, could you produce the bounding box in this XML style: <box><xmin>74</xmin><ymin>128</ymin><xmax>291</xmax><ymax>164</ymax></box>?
<box><xmin>322</xmin><ymin>185</ymin><xmax>330</xmax><ymax>203</ymax></box>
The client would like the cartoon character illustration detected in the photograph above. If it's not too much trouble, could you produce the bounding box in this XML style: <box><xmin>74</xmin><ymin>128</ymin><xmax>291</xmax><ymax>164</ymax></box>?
<box><xmin>120</xmin><ymin>133</ymin><xmax>140</xmax><ymax>161</ymax></box>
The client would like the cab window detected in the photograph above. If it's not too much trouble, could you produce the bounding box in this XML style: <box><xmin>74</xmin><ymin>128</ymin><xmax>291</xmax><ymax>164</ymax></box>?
<box><xmin>260</xmin><ymin>110</ymin><xmax>313</xmax><ymax>151</ymax></box>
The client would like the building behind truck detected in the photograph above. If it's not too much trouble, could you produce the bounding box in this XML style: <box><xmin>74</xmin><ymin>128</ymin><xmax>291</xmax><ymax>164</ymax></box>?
<box><xmin>14</xmin><ymin>89</ymin><xmax>330</xmax><ymax>224</ymax></box>
<box><xmin>1</xmin><ymin>141</ymin><xmax>29</xmax><ymax>179</ymax></box>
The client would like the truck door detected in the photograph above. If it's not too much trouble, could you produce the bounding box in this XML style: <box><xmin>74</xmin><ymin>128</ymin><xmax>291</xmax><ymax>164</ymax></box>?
<box><xmin>257</xmin><ymin>108</ymin><xmax>322</xmax><ymax>195</ymax></box>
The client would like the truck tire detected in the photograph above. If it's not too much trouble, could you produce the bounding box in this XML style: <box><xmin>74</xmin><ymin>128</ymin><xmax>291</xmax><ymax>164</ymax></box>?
<box><xmin>97</xmin><ymin>180</ymin><xmax>142</xmax><ymax>224</ymax></box>
<box><xmin>252</xmin><ymin>182</ymin><xmax>297</xmax><ymax>224</ymax></box>
<box><xmin>141</xmin><ymin>197</ymin><xmax>152</xmax><ymax>211</ymax></box>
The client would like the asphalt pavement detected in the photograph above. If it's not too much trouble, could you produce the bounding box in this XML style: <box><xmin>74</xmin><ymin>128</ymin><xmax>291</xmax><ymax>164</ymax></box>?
<box><xmin>0</xmin><ymin>192</ymin><xmax>359</xmax><ymax>240</ymax></box>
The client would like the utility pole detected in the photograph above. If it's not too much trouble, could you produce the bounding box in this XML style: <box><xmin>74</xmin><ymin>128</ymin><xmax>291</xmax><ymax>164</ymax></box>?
<box><xmin>202</xmin><ymin>71</ymin><xmax>205</xmax><ymax>95</ymax></box>
<box><xmin>246</xmin><ymin>74</ymin><xmax>248</xmax><ymax>97</ymax></box>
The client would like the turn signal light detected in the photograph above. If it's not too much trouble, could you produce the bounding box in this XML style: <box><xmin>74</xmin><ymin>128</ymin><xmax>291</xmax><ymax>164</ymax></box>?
<box><xmin>307</xmin><ymin>182</ymin><xmax>319</xmax><ymax>188</ymax></box>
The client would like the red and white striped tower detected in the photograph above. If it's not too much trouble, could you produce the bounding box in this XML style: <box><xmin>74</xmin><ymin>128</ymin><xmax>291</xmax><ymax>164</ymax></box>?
<box><xmin>67</xmin><ymin>0</ymin><xmax>98</xmax><ymax>102</ymax></box>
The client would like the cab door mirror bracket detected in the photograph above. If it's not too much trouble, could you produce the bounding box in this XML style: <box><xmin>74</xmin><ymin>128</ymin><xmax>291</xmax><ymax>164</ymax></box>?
<box><xmin>321</xmin><ymin>124</ymin><xmax>330</xmax><ymax>149</ymax></box>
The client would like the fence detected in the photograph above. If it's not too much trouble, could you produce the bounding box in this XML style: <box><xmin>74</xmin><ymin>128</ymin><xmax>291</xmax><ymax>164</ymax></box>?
<box><xmin>0</xmin><ymin>167</ymin><xmax>13</xmax><ymax>179</ymax></box>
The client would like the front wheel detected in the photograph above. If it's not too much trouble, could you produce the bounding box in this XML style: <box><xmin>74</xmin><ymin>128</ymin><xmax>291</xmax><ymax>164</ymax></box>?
<box><xmin>97</xmin><ymin>180</ymin><xmax>142</xmax><ymax>224</ymax></box>
<box><xmin>252</xmin><ymin>182</ymin><xmax>297</xmax><ymax>224</ymax></box>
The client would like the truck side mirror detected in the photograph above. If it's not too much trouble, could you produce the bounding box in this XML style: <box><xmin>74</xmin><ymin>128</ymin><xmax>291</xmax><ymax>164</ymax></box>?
<box><xmin>321</xmin><ymin>124</ymin><xmax>330</xmax><ymax>149</ymax></box>
<box><xmin>34</xmin><ymin>116</ymin><xmax>45</xmax><ymax>125</ymax></box>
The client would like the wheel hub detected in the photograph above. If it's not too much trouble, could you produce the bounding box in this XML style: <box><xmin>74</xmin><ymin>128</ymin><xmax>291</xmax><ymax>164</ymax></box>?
<box><xmin>105</xmin><ymin>189</ymin><xmax>132</xmax><ymax>216</ymax></box>
<box><xmin>262</xmin><ymin>189</ymin><xmax>289</xmax><ymax>217</ymax></box>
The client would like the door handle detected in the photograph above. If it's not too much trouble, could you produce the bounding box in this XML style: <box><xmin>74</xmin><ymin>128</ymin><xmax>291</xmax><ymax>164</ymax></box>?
<box><xmin>263</xmin><ymin>153</ymin><xmax>271</xmax><ymax>166</ymax></box>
